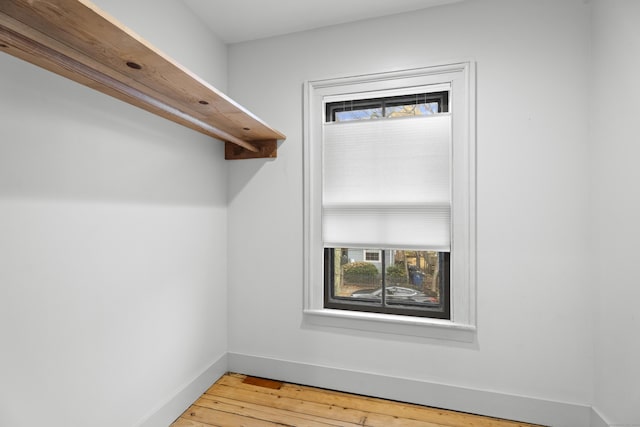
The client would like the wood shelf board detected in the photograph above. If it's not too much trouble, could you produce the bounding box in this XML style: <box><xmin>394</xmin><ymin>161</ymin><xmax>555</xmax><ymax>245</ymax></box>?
<box><xmin>0</xmin><ymin>0</ymin><xmax>285</xmax><ymax>158</ymax></box>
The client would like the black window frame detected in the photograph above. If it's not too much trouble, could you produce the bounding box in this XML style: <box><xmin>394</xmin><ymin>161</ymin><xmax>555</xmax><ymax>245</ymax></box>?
<box><xmin>325</xmin><ymin>91</ymin><xmax>449</xmax><ymax>122</ymax></box>
<box><xmin>324</xmin><ymin>248</ymin><xmax>451</xmax><ymax>319</ymax></box>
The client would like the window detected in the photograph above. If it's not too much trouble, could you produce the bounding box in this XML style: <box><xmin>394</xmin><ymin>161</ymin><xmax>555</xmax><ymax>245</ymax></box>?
<box><xmin>322</xmin><ymin>90</ymin><xmax>451</xmax><ymax>319</ymax></box>
<box><xmin>304</xmin><ymin>63</ymin><xmax>476</xmax><ymax>339</ymax></box>
<box><xmin>363</xmin><ymin>250</ymin><xmax>381</xmax><ymax>262</ymax></box>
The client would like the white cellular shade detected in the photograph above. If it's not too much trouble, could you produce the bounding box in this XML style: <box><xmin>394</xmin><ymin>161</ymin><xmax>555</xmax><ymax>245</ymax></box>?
<box><xmin>322</xmin><ymin>114</ymin><xmax>451</xmax><ymax>250</ymax></box>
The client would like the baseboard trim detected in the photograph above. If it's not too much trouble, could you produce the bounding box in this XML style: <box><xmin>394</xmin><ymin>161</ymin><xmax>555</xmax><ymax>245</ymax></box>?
<box><xmin>136</xmin><ymin>353</ymin><xmax>227</xmax><ymax>427</ymax></box>
<box><xmin>228</xmin><ymin>352</ymin><xmax>592</xmax><ymax>427</ymax></box>
<box><xmin>135</xmin><ymin>352</ymin><xmax>598</xmax><ymax>427</ymax></box>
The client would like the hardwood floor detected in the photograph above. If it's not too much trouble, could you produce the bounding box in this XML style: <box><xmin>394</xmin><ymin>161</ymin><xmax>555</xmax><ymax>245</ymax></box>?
<box><xmin>170</xmin><ymin>373</ymin><xmax>544</xmax><ymax>427</ymax></box>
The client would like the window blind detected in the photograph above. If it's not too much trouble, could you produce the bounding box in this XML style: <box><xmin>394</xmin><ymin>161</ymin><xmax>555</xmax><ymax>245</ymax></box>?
<box><xmin>322</xmin><ymin>114</ymin><xmax>451</xmax><ymax>250</ymax></box>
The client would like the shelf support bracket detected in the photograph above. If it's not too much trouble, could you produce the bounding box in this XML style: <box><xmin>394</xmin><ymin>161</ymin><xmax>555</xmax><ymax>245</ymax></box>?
<box><xmin>225</xmin><ymin>140</ymin><xmax>277</xmax><ymax>160</ymax></box>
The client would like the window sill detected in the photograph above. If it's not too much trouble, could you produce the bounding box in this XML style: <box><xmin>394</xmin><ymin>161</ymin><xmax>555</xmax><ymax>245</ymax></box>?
<box><xmin>303</xmin><ymin>308</ymin><xmax>476</xmax><ymax>342</ymax></box>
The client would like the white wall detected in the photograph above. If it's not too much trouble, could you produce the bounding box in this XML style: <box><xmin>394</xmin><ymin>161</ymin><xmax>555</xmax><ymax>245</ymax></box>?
<box><xmin>227</xmin><ymin>0</ymin><xmax>594</xmax><ymax>416</ymax></box>
<box><xmin>0</xmin><ymin>1</ymin><xmax>228</xmax><ymax>426</ymax></box>
<box><xmin>2</xmin><ymin>0</ymin><xmax>636</xmax><ymax>425</ymax></box>
<box><xmin>591</xmin><ymin>1</ymin><xmax>640</xmax><ymax>425</ymax></box>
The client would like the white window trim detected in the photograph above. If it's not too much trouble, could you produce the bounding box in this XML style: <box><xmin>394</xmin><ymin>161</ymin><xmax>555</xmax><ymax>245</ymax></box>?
<box><xmin>303</xmin><ymin>62</ymin><xmax>476</xmax><ymax>342</ymax></box>
<box><xmin>363</xmin><ymin>249</ymin><xmax>381</xmax><ymax>262</ymax></box>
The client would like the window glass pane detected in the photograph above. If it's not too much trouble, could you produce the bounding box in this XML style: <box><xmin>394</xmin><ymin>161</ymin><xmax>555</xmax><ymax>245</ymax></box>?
<box><xmin>332</xmin><ymin>248</ymin><xmax>382</xmax><ymax>299</ymax></box>
<box><xmin>335</xmin><ymin>108</ymin><xmax>383</xmax><ymax>122</ymax></box>
<box><xmin>386</xmin><ymin>250</ymin><xmax>443</xmax><ymax>308</ymax></box>
<box><xmin>385</xmin><ymin>102</ymin><xmax>439</xmax><ymax>118</ymax></box>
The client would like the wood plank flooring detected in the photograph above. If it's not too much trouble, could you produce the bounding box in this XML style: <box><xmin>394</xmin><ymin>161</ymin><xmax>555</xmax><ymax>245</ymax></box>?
<box><xmin>170</xmin><ymin>373</ymin><xmax>544</xmax><ymax>427</ymax></box>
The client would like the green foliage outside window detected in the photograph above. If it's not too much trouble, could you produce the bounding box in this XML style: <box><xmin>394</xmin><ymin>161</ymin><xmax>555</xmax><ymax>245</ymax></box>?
<box><xmin>386</xmin><ymin>265</ymin><xmax>407</xmax><ymax>277</ymax></box>
<box><xmin>342</xmin><ymin>262</ymin><xmax>378</xmax><ymax>282</ymax></box>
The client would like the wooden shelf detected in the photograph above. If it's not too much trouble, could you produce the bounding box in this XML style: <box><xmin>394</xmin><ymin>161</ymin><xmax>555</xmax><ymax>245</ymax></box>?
<box><xmin>0</xmin><ymin>0</ymin><xmax>285</xmax><ymax>160</ymax></box>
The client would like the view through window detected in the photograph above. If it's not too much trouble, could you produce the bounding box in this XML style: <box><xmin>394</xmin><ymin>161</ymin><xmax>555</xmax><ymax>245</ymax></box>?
<box><xmin>325</xmin><ymin>248</ymin><xmax>450</xmax><ymax>318</ymax></box>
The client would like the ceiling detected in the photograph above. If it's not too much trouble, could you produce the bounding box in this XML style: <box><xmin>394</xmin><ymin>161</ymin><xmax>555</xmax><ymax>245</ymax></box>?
<box><xmin>182</xmin><ymin>0</ymin><xmax>463</xmax><ymax>44</ymax></box>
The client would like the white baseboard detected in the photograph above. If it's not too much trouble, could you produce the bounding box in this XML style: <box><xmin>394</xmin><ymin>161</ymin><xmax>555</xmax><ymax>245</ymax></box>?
<box><xmin>228</xmin><ymin>352</ymin><xmax>592</xmax><ymax>427</ymax></box>
<box><xmin>136</xmin><ymin>353</ymin><xmax>228</xmax><ymax>427</ymax></box>
<box><xmin>590</xmin><ymin>407</ymin><xmax>609</xmax><ymax>427</ymax></box>
<box><xmin>135</xmin><ymin>352</ymin><xmax>600</xmax><ymax>427</ymax></box>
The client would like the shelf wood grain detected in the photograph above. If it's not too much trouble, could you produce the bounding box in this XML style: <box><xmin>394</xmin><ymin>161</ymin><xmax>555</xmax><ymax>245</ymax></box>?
<box><xmin>0</xmin><ymin>0</ymin><xmax>285</xmax><ymax>159</ymax></box>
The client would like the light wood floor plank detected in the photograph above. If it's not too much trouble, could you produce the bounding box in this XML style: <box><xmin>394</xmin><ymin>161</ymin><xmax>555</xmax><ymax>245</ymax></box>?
<box><xmin>196</xmin><ymin>394</ymin><xmax>361</xmax><ymax>426</ymax></box>
<box><xmin>171</xmin><ymin>418</ymin><xmax>215</xmax><ymax>427</ymax></box>
<box><xmin>176</xmin><ymin>404</ymin><xmax>285</xmax><ymax>427</ymax></box>
<box><xmin>171</xmin><ymin>373</ymin><xmax>545</xmax><ymax>427</ymax></box>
